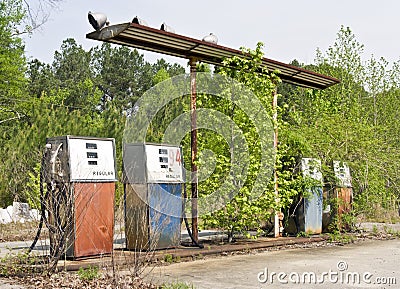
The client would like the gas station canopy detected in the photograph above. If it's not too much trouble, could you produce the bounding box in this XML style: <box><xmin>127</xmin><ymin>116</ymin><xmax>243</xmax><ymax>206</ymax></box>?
<box><xmin>86</xmin><ymin>23</ymin><xmax>340</xmax><ymax>90</ymax></box>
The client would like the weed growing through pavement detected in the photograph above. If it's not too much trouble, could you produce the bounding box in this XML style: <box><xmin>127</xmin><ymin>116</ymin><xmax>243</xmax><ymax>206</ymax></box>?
<box><xmin>77</xmin><ymin>265</ymin><xmax>100</xmax><ymax>281</ymax></box>
<box><xmin>0</xmin><ymin>249</ymin><xmax>43</xmax><ymax>277</ymax></box>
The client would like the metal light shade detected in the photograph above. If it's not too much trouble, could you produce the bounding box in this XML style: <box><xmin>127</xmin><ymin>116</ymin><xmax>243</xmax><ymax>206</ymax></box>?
<box><xmin>160</xmin><ymin>22</ymin><xmax>175</xmax><ymax>33</ymax></box>
<box><xmin>88</xmin><ymin>12</ymin><xmax>108</xmax><ymax>31</ymax></box>
<box><xmin>202</xmin><ymin>33</ymin><xmax>218</xmax><ymax>44</ymax></box>
<box><xmin>132</xmin><ymin>16</ymin><xmax>148</xmax><ymax>26</ymax></box>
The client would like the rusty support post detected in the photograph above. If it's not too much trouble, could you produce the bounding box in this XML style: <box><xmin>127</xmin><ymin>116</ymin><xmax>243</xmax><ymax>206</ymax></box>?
<box><xmin>190</xmin><ymin>58</ymin><xmax>199</xmax><ymax>243</ymax></box>
<box><xmin>272</xmin><ymin>86</ymin><xmax>281</xmax><ymax>238</ymax></box>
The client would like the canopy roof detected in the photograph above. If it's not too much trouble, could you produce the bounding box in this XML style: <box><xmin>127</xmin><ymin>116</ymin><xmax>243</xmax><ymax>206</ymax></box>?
<box><xmin>87</xmin><ymin>23</ymin><xmax>340</xmax><ymax>89</ymax></box>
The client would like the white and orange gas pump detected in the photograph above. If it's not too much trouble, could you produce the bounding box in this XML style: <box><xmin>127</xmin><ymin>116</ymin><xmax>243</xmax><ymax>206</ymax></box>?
<box><xmin>41</xmin><ymin>135</ymin><xmax>117</xmax><ymax>259</ymax></box>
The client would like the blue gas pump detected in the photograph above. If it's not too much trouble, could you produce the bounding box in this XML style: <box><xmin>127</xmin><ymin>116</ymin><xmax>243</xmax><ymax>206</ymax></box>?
<box><xmin>123</xmin><ymin>143</ymin><xmax>183</xmax><ymax>250</ymax></box>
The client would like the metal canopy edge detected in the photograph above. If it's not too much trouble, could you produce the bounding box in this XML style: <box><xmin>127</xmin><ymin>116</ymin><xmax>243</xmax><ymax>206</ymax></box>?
<box><xmin>87</xmin><ymin>23</ymin><xmax>340</xmax><ymax>90</ymax></box>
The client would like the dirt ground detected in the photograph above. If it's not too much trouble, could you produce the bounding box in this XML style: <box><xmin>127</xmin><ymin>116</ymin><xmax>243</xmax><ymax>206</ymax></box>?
<box><xmin>0</xmin><ymin>221</ymin><xmax>43</xmax><ymax>242</ymax></box>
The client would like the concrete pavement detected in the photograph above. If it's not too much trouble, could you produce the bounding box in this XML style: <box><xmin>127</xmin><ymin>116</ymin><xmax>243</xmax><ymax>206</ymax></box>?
<box><xmin>1</xmin><ymin>224</ymin><xmax>399</xmax><ymax>288</ymax></box>
<box><xmin>146</xmin><ymin>239</ymin><xmax>400</xmax><ymax>288</ymax></box>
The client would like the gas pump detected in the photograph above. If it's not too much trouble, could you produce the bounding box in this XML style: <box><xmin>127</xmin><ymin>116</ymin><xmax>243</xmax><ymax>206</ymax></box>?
<box><xmin>41</xmin><ymin>136</ymin><xmax>117</xmax><ymax>259</ymax></box>
<box><xmin>332</xmin><ymin>161</ymin><xmax>353</xmax><ymax>214</ymax></box>
<box><xmin>287</xmin><ymin>158</ymin><xmax>323</xmax><ymax>235</ymax></box>
<box><xmin>332</xmin><ymin>161</ymin><xmax>353</xmax><ymax>229</ymax></box>
<box><xmin>123</xmin><ymin>143</ymin><xmax>183</xmax><ymax>250</ymax></box>
<box><xmin>299</xmin><ymin>158</ymin><xmax>323</xmax><ymax>234</ymax></box>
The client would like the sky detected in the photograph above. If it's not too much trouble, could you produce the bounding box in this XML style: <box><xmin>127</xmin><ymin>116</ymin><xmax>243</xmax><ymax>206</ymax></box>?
<box><xmin>23</xmin><ymin>0</ymin><xmax>400</xmax><ymax>69</ymax></box>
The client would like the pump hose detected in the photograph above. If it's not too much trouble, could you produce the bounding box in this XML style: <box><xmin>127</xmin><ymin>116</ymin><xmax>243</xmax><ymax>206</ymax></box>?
<box><xmin>181</xmin><ymin>184</ymin><xmax>203</xmax><ymax>249</ymax></box>
<box><xmin>28</xmin><ymin>151</ymin><xmax>47</xmax><ymax>254</ymax></box>
<box><xmin>28</xmin><ymin>147</ymin><xmax>70</xmax><ymax>272</ymax></box>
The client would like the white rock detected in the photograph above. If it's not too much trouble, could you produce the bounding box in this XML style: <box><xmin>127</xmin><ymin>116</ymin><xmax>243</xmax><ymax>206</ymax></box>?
<box><xmin>12</xmin><ymin>202</ymin><xmax>31</xmax><ymax>222</ymax></box>
<box><xmin>0</xmin><ymin>208</ymin><xmax>12</xmax><ymax>224</ymax></box>
<box><xmin>6</xmin><ymin>205</ymin><xmax>13</xmax><ymax>215</ymax></box>
<box><xmin>30</xmin><ymin>209</ymin><xmax>41</xmax><ymax>221</ymax></box>
<box><xmin>1</xmin><ymin>204</ymin><xmax>42</xmax><ymax>224</ymax></box>
<box><xmin>6</xmin><ymin>206</ymin><xmax>13</xmax><ymax>223</ymax></box>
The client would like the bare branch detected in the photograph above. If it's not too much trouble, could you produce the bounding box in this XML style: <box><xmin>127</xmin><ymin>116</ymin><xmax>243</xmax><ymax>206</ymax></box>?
<box><xmin>21</xmin><ymin>0</ymin><xmax>63</xmax><ymax>34</ymax></box>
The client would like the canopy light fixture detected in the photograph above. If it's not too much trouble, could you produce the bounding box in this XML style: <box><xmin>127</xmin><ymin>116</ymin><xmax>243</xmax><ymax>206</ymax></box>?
<box><xmin>160</xmin><ymin>22</ymin><xmax>175</xmax><ymax>33</ymax></box>
<box><xmin>202</xmin><ymin>33</ymin><xmax>218</xmax><ymax>44</ymax></box>
<box><xmin>132</xmin><ymin>16</ymin><xmax>148</xmax><ymax>26</ymax></box>
<box><xmin>88</xmin><ymin>12</ymin><xmax>108</xmax><ymax>31</ymax></box>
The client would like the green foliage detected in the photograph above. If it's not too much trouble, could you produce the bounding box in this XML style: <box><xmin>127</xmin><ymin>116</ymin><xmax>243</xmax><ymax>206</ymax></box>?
<box><xmin>77</xmin><ymin>265</ymin><xmax>100</xmax><ymax>281</ymax></box>
<box><xmin>327</xmin><ymin>231</ymin><xmax>356</xmax><ymax>244</ymax></box>
<box><xmin>200</xmin><ymin>43</ymin><xmax>302</xmax><ymax>241</ymax></box>
<box><xmin>200</xmin><ymin>26</ymin><xmax>400</xmax><ymax>237</ymax></box>
<box><xmin>0</xmin><ymin>250</ymin><xmax>41</xmax><ymax>277</ymax></box>
<box><xmin>296</xmin><ymin>231</ymin><xmax>310</xmax><ymax>238</ymax></box>
<box><xmin>340</xmin><ymin>211</ymin><xmax>357</xmax><ymax>231</ymax></box>
<box><xmin>0</xmin><ymin>25</ymin><xmax>185</xmax><ymax>206</ymax></box>
<box><xmin>282</xmin><ymin>26</ymin><xmax>400</xmax><ymax>221</ymax></box>
<box><xmin>0</xmin><ymin>0</ymin><xmax>28</xmax><ymax>205</ymax></box>
<box><xmin>0</xmin><ymin>83</ymin><xmax>116</xmax><ymax>205</ymax></box>
<box><xmin>383</xmin><ymin>226</ymin><xmax>400</xmax><ymax>238</ymax></box>
<box><xmin>0</xmin><ymin>0</ymin><xmax>27</xmax><ymax>100</ymax></box>
<box><xmin>326</xmin><ymin>202</ymin><xmax>357</xmax><ymax>233</ymax></box>
<box><xmin>27</xmin><ymin>59</ymin><xmax>55</xmax><ymax>98</ymax></box>
<box><xmin>164</xmin><ymin>254</ymin><xmax>173</xmax><ymax>263</ymax></box>
<box><xmin>0</xmin><ymin>0</ymin><xmax>27</xmax><ymax>128</ymax></box>
<box><xmin>90</xmin><ymin>43</ymin><xmax>154</xmax><ymax>111</ymax></box>
<box><xmin>24</xmin><ymin>161</ymin><xmax>41</xmax><ymax>209</ymax></box>
<box><xmin>0</xmin><ymin>2</ymin><xmax>398</xmax><ymax>239</ymax></box>
<box><xmin>53</xmin><ymin>38</ymin><xmax>92</xmax><ymax>90</ymax></box>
